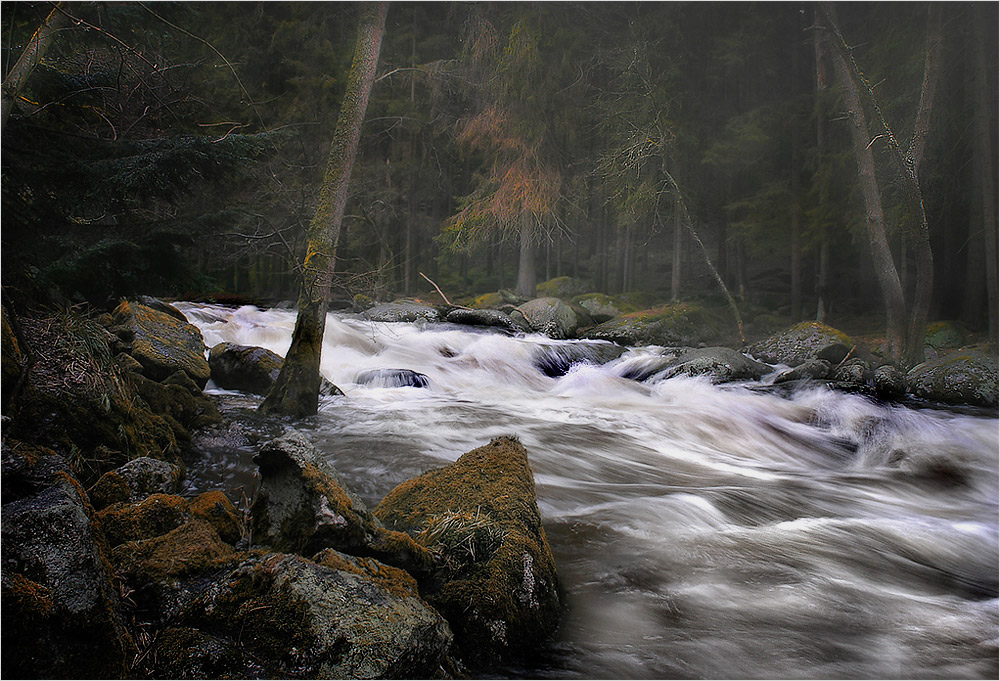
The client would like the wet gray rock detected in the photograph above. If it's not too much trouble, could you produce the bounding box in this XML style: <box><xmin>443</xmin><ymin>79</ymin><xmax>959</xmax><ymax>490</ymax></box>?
<box><xmin>660</xmin><ymin>347</ymin><xmax>770</xmax><ymax>383</ymax></box>
<box><xmin>772</xmin><ymin>359</ymin><xmax>832</xmax><ymax>384</ymax></box>
<box><xmin>445</xmin><ymin>308</ymin><xmax>521</xmax><ymax>332</ymax></box>
<box><xmin>88</xmin><ymin>456</ymin><xmax>183</xmax><ymax>510</ymax></box>
<box><xmin>906</xmin><ymin>351</ymin><xmax>999</xmax><ymax>408</ymax></box>
<box><xmin>250</xmin><ymin>432</ymin><xmax>434</xmax><ymax>576</ymax></box>
<box><xmin>363</xmin><ymin>301</ymin><xmax>439</xmax><ymax>323</ymax></box>
<box><xmin>209</xmin><ymin>342</ymin><xmax>283</xmax><ymax>395</ymax></box>
<box><xmin>831</xmin><ymin>358</ymin><xmax>873</xmax><ymax>390</ymax></box>
<box><xmin>873</xmin><ymin>364</ymin><xmax>907</xmax><ymax>399</ymax></box>
<box><xmin>189</xmin><ymin>553</ymin><xmax>453</xmax><ymax>679</ymax></box>
<box><xmin>516</xmin><ymin>297</ymin><xmax>581</xmax><ymax>339</ymax></box>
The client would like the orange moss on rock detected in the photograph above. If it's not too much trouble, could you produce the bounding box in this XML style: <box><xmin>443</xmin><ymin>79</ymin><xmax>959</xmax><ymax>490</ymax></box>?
<box><xmin>110</xmin><ymin>519</ymin><xmax>241</xmax><ymax>583</ymax></box>
<box><xmin>97</xmin><ymin>493</ymin><xmax>192</xmax><ymax>547</ymax></box>
<box><xmin>190</xmin><ymin>490</ymin><xmax>243</xmax><ymax>545</ymax></box>
<box><xmin>313</xmin><ymin>548</ymin><xmax>420</xmax><ymax>600</ymax></box>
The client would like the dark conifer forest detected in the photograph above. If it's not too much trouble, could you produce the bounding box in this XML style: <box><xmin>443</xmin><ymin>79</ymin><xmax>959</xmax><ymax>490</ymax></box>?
<box><xmin>3</xmin><ymin>1</ymin><xmax>997</xmax><ymax>347</ymax></box>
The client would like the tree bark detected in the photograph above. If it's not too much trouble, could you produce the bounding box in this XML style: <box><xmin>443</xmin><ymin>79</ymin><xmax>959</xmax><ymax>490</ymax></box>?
<box><xmin>1</xmin><ymin>2</ymin><xmax>70</xmax><ymax>135</ymax></box>
<box><xmin>972</xmin><ymin>5</ymin><xmax>998</xmax><ymax>340</ymax></box>
<box><xmin>516</xmin><ymin>214</ymin><xmax>536</xmax><ymax>298</ymax></box>
<box><xmin>261</xmin><ymin>1</ymin><xmax>388</xmax><ymax>417</ymax></box>
<box><xmin>671</xmin><ymin>194</ymin><xmax>683</xmax><ymax>302</ymax></box>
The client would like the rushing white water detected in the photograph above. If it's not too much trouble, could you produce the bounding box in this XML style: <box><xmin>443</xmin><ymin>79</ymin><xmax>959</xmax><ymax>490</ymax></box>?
<box><xmin>177</xmin><ymin>302</ymin><xmax>999</xmax><ymax>679</ymax></box>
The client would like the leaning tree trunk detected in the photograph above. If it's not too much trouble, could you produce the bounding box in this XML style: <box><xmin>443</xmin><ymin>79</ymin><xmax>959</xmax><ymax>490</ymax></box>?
<box><xmin>261</xmin><ymin>2</ymin><xmax>388</xmax><ymax>417</ymax></box>
<box><xmin>972</xmin><ymin>4</ymin><xmax>998</xmax><ymax>341</ymax></box>
<box><xmin>821</xmin><ymin>4</ymin><xmax>906</xmax><ymax>363</ymax></box>
<box><xmin>1</xmin><ymin>2</ymin><xmax>70</xmax><ymax>135</ymax></box>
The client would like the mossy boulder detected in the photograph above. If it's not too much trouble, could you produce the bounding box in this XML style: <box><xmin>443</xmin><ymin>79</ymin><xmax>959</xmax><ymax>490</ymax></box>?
<box><xmin>1</xmin><ymin>443</ymin><xmax>133</xmax><ymax>679</ymax></box>
<box><xmin>745</xmin><ymin>321</ymin><xmax>854</xmax><ymax>367</ymax></box>
<box><xmin>250</xmin><ymin>431</ymin><xmax>434</xmax><ymax>577</ymax></box>
<box><xmin>141</xmin><ymin>626</ymin><xmax>266</xmax><ymax>679</ymax></box>
<box><xmin>572</xmin><ymin>292</ymin><xmax>639</xmax><ymax>323</ymax></box>
<box><xmin>208</xmin><ymin>342</ymin><xmax>283</xmax><ymax>395</ymax></box>
<box><xmin>906</xmin><ymin>350</ymin><xmax>999</xmax><ymax>408</ymax></box>
<box><xmin>111</xmin><ymin>300</ymin><xmax>211</xmax><ymax>388</ymax></box>
<box><xmin>772</xmin><ymin>359</ymin><xmax>832</xmax><ymax>385</ymax></box>
<box><xmin>516</xmin><ymin>297</ymin><xmax>581</xmax><ymax>339</ymax></box>
<box><xmin>186</xmin><ymin>552</ymin><xmax>453</xmax><ymax>679</ymax></box>
<box><xmin>88</xmin><ymin>456</ymin><xmax>183</xmax><ymax>510</ymax></box>
<box><xmin>190</xmin><ymin>490</ymin><xmax>243</xmax><ymax>545</ymax></box>
<box><xmin>374</xmin><ymin>436</ymin><xmax>562</xmax><ymax>668</ymax></box>
<box><xmin>925</xmin><ymin>320</ymin><xmax>968</xmax><ymax>349</ymax></box>
<box><xmin>536</xmin><ymin>276</ymin><xmax>589</xmax><ymax>299</ymax></box>
<box><xmin>363</xmin><ymin>301</ymin><xmax>439</xmax><ymax>323</ymax></box>
<box><xmin>130</xmin><ymin>370</ymin><xmax>222</xmax><ymax>444</ymax></box>
<box><xmin>582</xmin><ymin>303</ymin><xmax>719</xmax><ymax>347</ymax></box>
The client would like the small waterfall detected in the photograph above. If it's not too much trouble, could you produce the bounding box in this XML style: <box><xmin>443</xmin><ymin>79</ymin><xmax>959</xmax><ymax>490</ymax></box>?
<box><xmin>177</xmin><ymin>302</ymin><xmax>999</xmax><ymax>680</ymax></box>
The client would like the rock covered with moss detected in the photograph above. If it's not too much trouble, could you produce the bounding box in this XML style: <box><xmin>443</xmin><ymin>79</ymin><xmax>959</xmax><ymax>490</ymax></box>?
<box><xmin>906</xmin><ymin>350</ymin><xmax>998</xmax><ymax>408</ymax></box>
<box><xmin>516</xmin><ymin>297</ymin><xmax>582</xmax><ymax>339</ymax></box>
<box><xmin>661</xmin><ymin>346</ymin><xmax>770</xmax><ymax>383</ymax></box>
<box><xmin>375</xmin><ymin>436</ymin><xmax>562</xmax><ymax>668</ymax></box>
<box><xmin>745</xmin><ymin>321</ymin><xmax>853</xmax><ymax>367</ymax></box>
<box><xmin>186</xmin><ymin>552</ymin><xmax>453</xmax><ymax>679</ymax></box>
<box><xmin>445</xmin><ymin>307</ymin><xmax>522</xmax><ymax>332</ymax></box>
<box><xmin>572</xmin><ymin>292</ymin><xmax>639</xmax><ymax>323</ymax></box>
<box><xmin>363</xmin><ymin>300</ymin><xmax>440</xmax><ymax>323</ymax></box>
<box><xmin>111</xmin><ymin>299</ymin><xmax>211</xmax><ymax>388</ymax></box>
<box><xmin>87</xmin><ymin>456</ymin><xmax>182</xmax><ymax>510</ymax></box>
<box><xmin>582</xmin><ymin>302</ymin><xmax>720</xmax><ymax>347</ymax></box>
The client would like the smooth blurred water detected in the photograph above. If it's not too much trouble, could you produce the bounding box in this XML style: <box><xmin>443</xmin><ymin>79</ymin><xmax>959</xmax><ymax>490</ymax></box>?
<box><xmin>177</xmin><ymin>302</ymin><xmax>1000</xmax><ymax>679</ymax></box>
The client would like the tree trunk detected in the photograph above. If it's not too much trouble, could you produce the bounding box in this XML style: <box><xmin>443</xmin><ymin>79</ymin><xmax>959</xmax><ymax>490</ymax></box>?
<box><xmin>1</xmin><ymin>2</ymin><xmax>70</xmax><ymax>135</ymax></box>
<box><xmin>261</xmin><ymin>2</ymin><xmax>388</xmax><ymax>417</ymax></box>
<box><xmin>973</xmin><ymin>5</ymin><xmax>998</xmax><ymax>341</ymax></box>
<box><xmin>671</xmin><ymin>195</ymin><xmax>683</xmax><ymax>302</ymax></box>
<box><xmin>821</xmin><ymin>4</ymin><xmax>906</xmax><ymax>362</ymax></box>
<box><xmin>516</xmin><ymin>214</ymin><xmax>536</xmax><ymax>298</ymax></box>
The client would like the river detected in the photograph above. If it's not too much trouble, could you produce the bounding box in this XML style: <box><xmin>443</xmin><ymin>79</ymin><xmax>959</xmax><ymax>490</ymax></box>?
<box><xmin>176</xmin><ymin>302</ymin><xmax>999</xmax><ymax>679</ymax></box>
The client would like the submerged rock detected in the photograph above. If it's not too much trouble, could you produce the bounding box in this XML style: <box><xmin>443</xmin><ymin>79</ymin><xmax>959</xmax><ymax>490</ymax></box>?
<box><xmin>533</xmin><ymin>341</ymin><xmax>627</xmax><ymax>377</ymax></box>
<box><xmin>516</xmin><ymin>297</ymin><xmax>581</xmax><ymax>339</ymax></box>
<box><xmin>745</xmin><ymin>321</ymin><xmax>853</xmax><ymax>367</ymax></box>
<box><xmin>111</xmin><ymin>299</ymin><xmax>211</xmax><ymax>388</ymax></box>
<box><xmin>375</xmin><ymin>436</ymin><xmax>562</xmax><ymax>669</ymax></box>
<box><xmin>906</xmin><ymin>350</ymin><xmax>999</xmax><ymax>408</ymax></box>
<box><xmin>356</xmin><ymin>368</ymin><xmax>430</xmax><ymax>388</ymax></box>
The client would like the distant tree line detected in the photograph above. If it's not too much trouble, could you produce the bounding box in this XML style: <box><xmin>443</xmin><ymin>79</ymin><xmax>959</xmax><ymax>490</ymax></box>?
<box><xmin>2</xmin><ymin>2</ymin><xmax>996</xmax><ymax>353</ymax></box>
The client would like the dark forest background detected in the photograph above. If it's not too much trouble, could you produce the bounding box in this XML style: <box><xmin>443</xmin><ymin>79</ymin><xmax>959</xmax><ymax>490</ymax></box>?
<box><xmin>2</xmin><ymin>1</ymin><xmax>997</xmax><ymax>343</ymax></box>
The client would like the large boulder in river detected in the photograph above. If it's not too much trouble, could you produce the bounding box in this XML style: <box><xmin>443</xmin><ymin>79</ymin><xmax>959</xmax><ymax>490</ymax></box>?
<box><xmin>209</xmin><ymin>342</ymin><xmax>282</xmax><ymax>394</ymax></box>
<box><xmin>111</xmin><ymin>299</ymin><xmax>211</xmax><ymax>388</ymax></box>
<box><xmin>745</xmin><ymin>321</ymin><xmax>853</xmax><ymax>367</ymax></box>
<box><xmin>533</xmin><ymin>341</ymin><xmax>626</xmax><ymax>377</ymax></box>
<box><xmin>445</xmin><ymin>307</ymin><xmax>522</xmax><ymax>332</ymax></box>
<box><xmin>1</xmin><ymin>442</ymin><xmax>133</xmax><ymax>679</ymax></box>
<box><xmin>186</xmin><ymin>552</ymin><xmax>453</xmax><ymax>679</ymax></box>
<box><xmin>356</xmin><ymin>367</ymin><xmax>430</xmax><ymax>388</ymax></box>
<box><xmin>661</xmin><ymin>347</ymin><xmax>770</xmax><ymax>383</ymax></box>
<box><xmin>516</xmin><ymin>297</ymin><xmax>581</xmax><ymax>339</ymax></box>
<box><xmin>363</xmin><ymin>301</ymin><xmax>439</xmax><ymax>323</ymax></box>
<box><xmin>250</xmin><ymin>431</ymin><xmax>434</xmax><ymax>577</ymax></box>
<box><xmin>375</xmin><ymin>436</ymin><xmax>562</xmax><ymax>669</ymax></box>
<box><xmin>906</xmin><ymin>350</ymin><xmax>998</xmax><ymax>408</ymax></box>
<box><xmin>536</xmin><ymin>276</ymin><xmax>589</xmax><ymax>299</ymax></box>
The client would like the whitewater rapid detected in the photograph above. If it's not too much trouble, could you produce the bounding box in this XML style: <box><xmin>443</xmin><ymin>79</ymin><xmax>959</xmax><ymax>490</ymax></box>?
<box><xmin>176</xmin><ymin>302</ymin><xmax>999</xmax><ymax>679</ymax></box>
